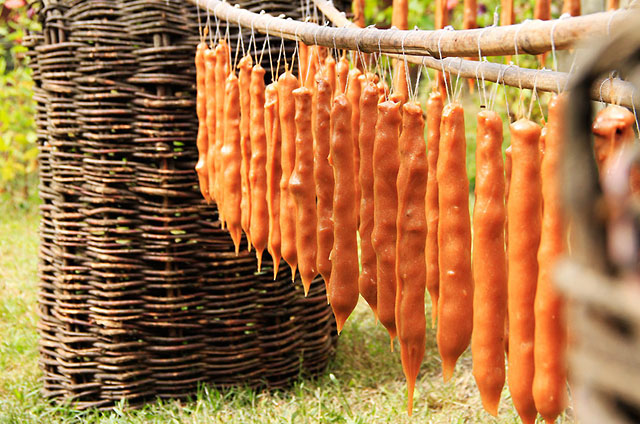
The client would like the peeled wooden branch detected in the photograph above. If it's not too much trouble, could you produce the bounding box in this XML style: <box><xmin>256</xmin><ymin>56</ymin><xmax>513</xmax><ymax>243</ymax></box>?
<box><xmin>192</xmin><ymin>0</ymin><xmax>635</xmax><ymax>58</ymax></box>
<box><xmin>413</xmin><ymin>56</ymin><xmax>639</xmax><ymax>109</ymax></box>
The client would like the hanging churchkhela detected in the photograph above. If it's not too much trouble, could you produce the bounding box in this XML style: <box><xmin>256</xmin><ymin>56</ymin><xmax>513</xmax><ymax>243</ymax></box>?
<box><xmin>357</xmin><ymin>79</ymin><xmax>379</xmax><ymax>316</ymax></box>
<box><xmin>265</xmin><ymin>81</ymin><xmax>283</xmax><ymax>278</ymax></box>
<box><xmin>372</xmin><ymin>99</ymin><xmax>402</xmax><ymax>344</ymax></box>
<box><xmin>190</xmin><ymin>7</ymin><xmax>605</xmax><ymax>419</ymax></box>
<box><xmin>222</xmin><ymin>72</ymin><xmax>243</xmax><ymax>253</ymax></box>
<box><xmin>336</xmin><ymin>54</ymin><xmax>349</xmax><ymax>95</ymax></box>
<box><xmin>391</xmin><ymin>0</ymin><xmax>408</xmax><ymax>103</ymax></box>
<box><xmin>205</xmin><ymin>43</ymin><xmax>217</xmax><ymax>203</ymax></box>
<box><xmin>533</xmin><ymin>94</ymin><xmax>569</xmax><ymax>424</ymax></box>
<box><xmin>592</xmin><ymin>104</ymin><xmax>635</xmax><ymax>170</ymax></box>
<box><xmin>328</xmin><ymin>93</ymin><xmax>360</xmax><ymax>333</ymax></box>
<box><xmin>238</xmin><ymin>55</ymin><xmax>253</xmax><ymax>249</ymax></box>
<box><xmin>278</xmin><ymin>70</ymin><xmax>300</xmax><ymax>277</ymax></box>
<box><xmin>436</xmin><ymin>102</ymin><xmax>473</xmax><ymax>382</ymax></box>
<box><xmin>347</xmin><ymin>68</ymin><xmax>363</xmax><ymax>214</ymax></box>
<box><xmin>214</xmin><ymin>40</ymin><xmax>230</xmax><ymax>224</ymax></box>
<box><xmin>290</xmin><ymin>86</ymin><xmax>318</xmax><ymax>295</ymax></box>
<box><xmin>249</xmin><ymin>64</ymin><xmax>269</xmax><ymax>270</ymax></box>
<box><xmin>395</xmin><ymin>101</ymin><xmax>428</xmax><ymax>415</ymax></box>
<box><xmin>471</xmin><ymin>109</ymin><xmax>507</xmax><ymax>416</ymax></box>
<box><xmin>425</xmin><ymin>88</ymin><xmax>443</xmax><ymax>327</ymax></box>
<box><xmin>325</xmin><ymin>54</ymin><xmax>337</xmax><ymax>95</ymax></box>
<box><xmin>195</xmin><ymin>40</ymin><xmax>210</xmax><ymax>202</ymax></box>
<box><xmin>314</xmin><ymin>73</ymin><xmax>335</xmax><ymax>293</ymax></box>
<box><xmin>507</xmin><ymin>118</ymin><xmax>543</xmax><ymax>424</ymax></box>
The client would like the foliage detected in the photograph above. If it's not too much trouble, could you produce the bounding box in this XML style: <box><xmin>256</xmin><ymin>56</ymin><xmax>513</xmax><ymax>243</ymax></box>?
<box><xmin>0</xmin><ymin>5</ymin><xmax>40</xmax><ymax>207</ymax></box>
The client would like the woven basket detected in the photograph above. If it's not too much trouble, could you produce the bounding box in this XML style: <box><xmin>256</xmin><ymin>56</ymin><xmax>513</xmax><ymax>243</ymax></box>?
<box><xmin>557</xmin><ymin>11</ymin><xmax>640</xmax><ymax>424</ymax></box>
<box><xmin>31</xmin><ymin>0</ymin><xmax>337</xmax><ymax>410</ymax></box>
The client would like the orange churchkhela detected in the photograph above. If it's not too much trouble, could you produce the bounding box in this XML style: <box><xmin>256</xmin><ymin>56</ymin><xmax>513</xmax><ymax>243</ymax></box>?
<box><xmin>204</xmin><ymin>44</ymin><xmax>217</xmax><ymax>203</ymax></box>
<box><xmin>562</xmin><ymin>0</ymin><xmax>580</xmax><ymax>16</ymax></box>
<box><xmin>395</xmin><ymin>101</ymin><xmax>428</xmax><ymax>415</ymax></box>
<box><xmin>533</xmin><ymin>95</ymin><xmax>569</xmax><ymax>424</ymax></box>
<box><xmin>222</xmin><ymin>72</ymin><xmax>243</xmax><ymax>254</ymax></box>
<box><xmin>391</xmin><ymin>0</ymin><xmax>408</xmax><ymax>104</ymax></box>
<box><xmin>336</xmin><ymin>54</ymin><xmax>349</xmax><ymax>95</ymax></box>
<box><xmin>434</xmin><ymin>0</ymin><xmax>449</xmax><ymax>98</ymax></box>
<box><xmin>372</xmin><ymin>99</ymin><xmax>402</xmax><ymax>344</ymax></box>
<box><xmin>238</xmin><ymin>55</ymin><xmax>253</xmax><ymax>248</ymax></box>
<box><xmin>329</xmin><ymin>94</ymin><xmax>360</xmax><ymax>333</ymax></box>
<box><xmin>325</xmin><ymin>54</ymin><xmax>337</xmax><ymax>96</ymax></box>
<box><xmin>214</xmin><ymin>40</ymin><xmax>229</xmax><ymax>224</ymax></box>
<box><xmin>471</xmin><ymin>110</ymin><xmax>507</xmax><ymax>416</ymax></box>
<box><xmin>436</xmin><ymin>102</ymin><xmax>473</xmax><ymax>382</ymax></box>
<box><xmin>290</xmin><ymin>86</ymin><xmax>318</xmax><ymax>295</ymax></box>
<box><xmin>249</xmin><ymin>64</ymin><xmax>269</xmax><ymax>270</ymax></box>
<box><xmin>357</xmin><ymin>79</ymin><xmax>379</xmax><ymax>315</ymax></box>
<box><xmin>507</xmin><ymin>118</ymin><xmax>543</xmax><ymax>424</ymax></box>
<box><xmin>592</xmin><ymin>104</ymin><xmax>635</xmax><ymax>170</ymax></box>
<box><xmin>504</xmin><ymin>144</ymin><xmax>512</xmax><ymax>356</ymax></box>
<box><xmin>314</xmin><ymin>74</ymin><xmax>335</xmax><ymax>292</ymax></box>
<box><xmin>298</xmin><ymin>41</ymin><xmax>308</xmax><ymax>84</ymax></box>
<box><xmin>462</xmin><ymin>0</ymin><xmax>477</xmax><ymax>89</ymax></box>
<box><xmin>195</xmin><ymin>41</ymin><xmax>210</xmax><ymax>202</ymax></box>
<box><xmin>265</xmin><ymin>82</ymin><xmax>283</xmax><ymax>278</ymax></box>
<box><xmin>278</xmin><ymin>70</ymin><xmax>300</xmax><ymax>277</ymax></box>
<box><xmin>303</xmin><ymin>45</ymin><xmax>319</xmax><ymax>90</ymax></box>
<box><xmin>346</xmin><ymin>68</ymin><xmax>363</xmax><ymax>218</ymax></box>
<box><xmin>534</xmin><ymin>0</ymin><xmax>551</xmax><ymax>65</ymax></box>
<box><xmin>425</xmin><ymin>88</ymin><xmax>444</xmax><ymax>327</ymax></box>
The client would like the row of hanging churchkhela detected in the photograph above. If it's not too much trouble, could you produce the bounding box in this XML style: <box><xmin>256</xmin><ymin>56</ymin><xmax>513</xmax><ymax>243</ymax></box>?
<box><xmin>192</xmin><ymin>30</ymin><xmax>637</xmax><ymax>423</ymax></box>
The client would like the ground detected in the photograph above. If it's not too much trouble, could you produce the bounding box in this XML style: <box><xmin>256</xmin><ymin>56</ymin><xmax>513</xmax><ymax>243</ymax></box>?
<box><xmin>0</xmin><ymin>205</ymin><xmax>574</xmax><ymax>423</ymax></box>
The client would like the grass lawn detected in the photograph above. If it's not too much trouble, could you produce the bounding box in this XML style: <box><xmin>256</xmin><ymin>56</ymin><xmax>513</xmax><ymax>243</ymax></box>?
<box><xmin>0</xmin><ymin>204</ymin><xmax>576</xmax><ymax>424</ymax></box>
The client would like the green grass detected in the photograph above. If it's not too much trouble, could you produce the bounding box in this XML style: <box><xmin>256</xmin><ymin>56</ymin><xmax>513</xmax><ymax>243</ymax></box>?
<box><xmin>0</xmin><ymin>202</ymin><xmax>575</xmax><ymax>423</ymax></box>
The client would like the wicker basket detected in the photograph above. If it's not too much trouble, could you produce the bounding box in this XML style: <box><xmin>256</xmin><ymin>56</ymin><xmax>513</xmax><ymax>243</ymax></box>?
<box><xmin>31</xmin><ymin>0</ymin><xmax>338</xmax><ymax>409</ymax></box>
<box><xmin>557</xmin><ymin>11</ymin><xmax>640</xmax><ymax>424</ymax></box>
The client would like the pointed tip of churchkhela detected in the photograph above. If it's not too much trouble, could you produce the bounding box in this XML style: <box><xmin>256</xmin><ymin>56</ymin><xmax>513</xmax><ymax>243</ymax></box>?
<box><xmin>385</xmin><ymin>329</ymin><xmax>396</xmax><ymax>351</ymax></box>
<box><xmin>334</xmin><ymin>312</ymin><xmax>348</xmax><ymax>335</ymax></box>
<box><xmin>256</xmin><ymin>250</ymin><xmax>263</xmax><ymax>273</ymax></box>
<box><xmin>542</xmin><ymin>415</ymin><xmax>559</xmax><ymax>424</ymax></box>
<box><xmin>406</xmin><ymin>385</ymin><xmax>415</xmax><ymax>416</ymax></box>
<box><xmin>518</xmin><ymin>411</ymin><xmax>538</xmax><ymax>424</ymax></box>
<box><xmin>333</xmin><ymin>310</ymin><xmax>351</xmax><ymax>335</ymax></box>
<box><xmin>442</xmin><ymin>359</ymin><xmax>456</xmax><ymax>382</ymax></box>
<box><xmin>272</xmin><ymin>257</ymin><xmax>280</xmax><ymax>280</ymax></box>
<box><xmin>481</xmin><ymin>396</ymin><xmax>500</xmax><ymax>417</ymax></box>
<box><xmin>231</xmin><ymin>230</ymin><xmax>241</xmax><ymax>257</ymax></box>
<box><xmin>402</xmin><ymin>345</ymin><xmax>425</xmax><ymax>416</ymax></box>
<box><xmin>290</xmin><ymin>264</ymin><xmax>297</xmax><ymax>283</ymax></box>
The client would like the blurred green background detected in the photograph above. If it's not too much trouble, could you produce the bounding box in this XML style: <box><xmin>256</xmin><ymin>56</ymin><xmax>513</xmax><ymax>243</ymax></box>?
<box><xmin>0</xmin><ymin>1</ymin><xmax>40</xmax><ymax>208</ymax></box>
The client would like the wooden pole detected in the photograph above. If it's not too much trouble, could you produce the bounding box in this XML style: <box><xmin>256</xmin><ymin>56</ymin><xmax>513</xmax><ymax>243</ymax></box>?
<box><xmin>391</xmin><ymin>0</ymin><xmax>409</xmax><ymax>100</ymax></box>
<box><xmin>191</xmin><ymin>0</ymin><xmax>635</xmax><ymax>58</ymax></box>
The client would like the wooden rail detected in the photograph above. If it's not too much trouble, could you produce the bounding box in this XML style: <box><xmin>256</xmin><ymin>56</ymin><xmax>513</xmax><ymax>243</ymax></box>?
<box><xmin>192</xmin><ymin>0</ymin><xmax>635</xmax><ymax>57</ymax></box>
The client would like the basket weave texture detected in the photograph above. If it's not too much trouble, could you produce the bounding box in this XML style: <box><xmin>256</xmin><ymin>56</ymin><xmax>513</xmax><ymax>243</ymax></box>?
<box><xmin>28</xmin><ymin>0</ymin><xmax>337</xmax><ymax>410</ymax></box>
